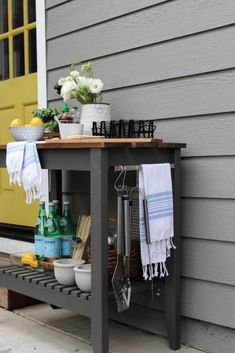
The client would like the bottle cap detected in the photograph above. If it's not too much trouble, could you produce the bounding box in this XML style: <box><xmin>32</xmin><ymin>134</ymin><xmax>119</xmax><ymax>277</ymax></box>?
<box><xmin>39</xmin><ymin>201</ymin><xmax>45</xmax><ymax>206</ymax></box>
<box><xmin>62</xmin><ymin>103</ymin><xmax>69</xmax><ymax>112</ymax></box>
<box><xmin>63</xmin><ymin>201</ymin><xmax>70</xmax><ymax>205</ymax></box>
<box><xmin>49</xmin><ymin>202</ymin><xmax>54</xmax><ymax>208</ymax></box>
<box><xmin>53</xmin><ymin>200</ymin><xmax>59</xmax><ymax>204</ymax></box>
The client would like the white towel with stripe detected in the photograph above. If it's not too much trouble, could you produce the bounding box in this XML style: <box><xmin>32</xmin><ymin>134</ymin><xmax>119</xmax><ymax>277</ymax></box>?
<box><xmin>139</xmin><ymin>163</ymin><xmax>175</xmax><ymax>280</ymax></box>
<box><xmin>6</xmin><ymin>141</ymin><xmax>42</xmax><ymax>204</ymax></box>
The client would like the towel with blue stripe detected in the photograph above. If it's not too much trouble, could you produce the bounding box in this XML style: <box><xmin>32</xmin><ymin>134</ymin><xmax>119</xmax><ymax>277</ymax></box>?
<box><xmin>139</xmin><ymin>163</ymin><xmax>175</xmax><ymax>280</ymax></box>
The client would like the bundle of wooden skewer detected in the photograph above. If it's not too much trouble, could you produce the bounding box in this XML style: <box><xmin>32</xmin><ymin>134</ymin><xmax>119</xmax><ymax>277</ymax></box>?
<box><xmin>72</xmin><ymin>215</ymin><xmax>91</xmax><ymax>260</ymax></box>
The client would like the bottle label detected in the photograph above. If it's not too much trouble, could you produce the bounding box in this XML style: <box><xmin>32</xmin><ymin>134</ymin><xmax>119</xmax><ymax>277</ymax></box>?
<box><xmin>43</xmin><ymin>236</ymin><xmax>61</xmax><ymax>258</ymax></box>
<box><xmin>61</xmin><ymin>235</ymin><xmax>73</xmax><ymax>257</ymax></box>
<box><xmin>35</xmin><ymin>234</ymin><xmax>44</xmax><ymax>256</ymax></box>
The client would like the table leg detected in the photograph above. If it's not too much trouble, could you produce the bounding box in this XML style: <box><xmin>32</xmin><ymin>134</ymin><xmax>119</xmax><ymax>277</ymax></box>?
<box><xmin>165</xmin><ymin>149</ymin><xmax>181</xmax><ymax>350</ymax></box>
<box><xmin>90</xmin><ymin>149</ymin><xmax>109</xmax><ymax>353</ymax></box>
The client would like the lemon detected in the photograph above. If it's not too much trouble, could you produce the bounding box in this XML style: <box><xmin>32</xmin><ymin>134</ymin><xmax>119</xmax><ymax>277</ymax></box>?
<box><xmin>10</xmin><ymin>118</ymin><xmax>23</xmax><ymax>127</ymax></box>
<box><xmin>30</xmin><ymin>117</ymin><xmax>44</xmax><ymax>126</ymax></box>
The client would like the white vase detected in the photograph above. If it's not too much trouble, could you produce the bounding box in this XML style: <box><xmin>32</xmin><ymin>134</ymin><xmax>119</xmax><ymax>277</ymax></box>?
<box><xmin>80</xmin><ymin>103</ymin><xmax>111</xmax><ymax>135</ymax></box>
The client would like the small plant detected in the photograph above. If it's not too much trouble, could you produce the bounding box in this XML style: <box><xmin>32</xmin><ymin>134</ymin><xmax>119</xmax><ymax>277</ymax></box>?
<box><xmin>54</xmin><ymin>61</ymin><xmax>104</xmax><ymax>104</ymax></box>
<box><xmin>32</xmin><ymin>107</ymin><xmax>59</xmax><ymax>132</ymax></box>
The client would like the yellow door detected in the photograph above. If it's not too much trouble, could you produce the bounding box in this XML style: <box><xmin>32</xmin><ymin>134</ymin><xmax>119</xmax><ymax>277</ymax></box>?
<box><xmin>0</xmin><ymin>0</ymin><xmax>38</xmax><ymax>227</ymax></box>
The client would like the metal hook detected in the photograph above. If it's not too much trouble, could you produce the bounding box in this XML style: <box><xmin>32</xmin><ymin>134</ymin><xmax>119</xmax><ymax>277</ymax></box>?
<box><xmin>114</xmin><ymin>166</ymin><xmax>127</xmax><ymax>193</ymax></box>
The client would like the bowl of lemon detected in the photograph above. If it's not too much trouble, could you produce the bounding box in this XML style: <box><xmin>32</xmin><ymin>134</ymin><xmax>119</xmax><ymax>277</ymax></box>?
<box><xmin>9</xmin><ymin>118</ymin><xmax>45</xmax><ymax>141</ymax></box>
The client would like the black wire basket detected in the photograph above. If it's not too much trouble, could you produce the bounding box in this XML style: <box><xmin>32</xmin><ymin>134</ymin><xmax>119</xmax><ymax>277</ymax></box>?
<box><xmin>92</xmin><ymin>119</ymin><xmax>157</xmax><ymax>138</ymax></box>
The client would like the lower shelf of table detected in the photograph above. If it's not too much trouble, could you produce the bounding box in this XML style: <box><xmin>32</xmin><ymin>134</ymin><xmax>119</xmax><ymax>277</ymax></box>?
<box><xmin>0</xmin><ymin>265</ymin><xmax>91</xmax><ymax>317</ymax></box>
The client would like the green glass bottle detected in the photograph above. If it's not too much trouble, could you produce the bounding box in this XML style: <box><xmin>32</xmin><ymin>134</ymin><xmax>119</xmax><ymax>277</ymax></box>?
<box><xmin>44</xmin><ymin>202</ymin><xmax>61</xmax><ymax>259</ymax></box>
<box><xmin>60</xmin><ymin>201</ymin><xmax>75</xmax><ymax>257</ymax></box>
<box><xmin>53</xmin><ymin>199</ymin><xmax>61</xmax><ymax>227</ymax></box>
<box><xmin>34</xmin><ymin>201</ymin><xmax>47</xmax><ymax>257</ymax></box>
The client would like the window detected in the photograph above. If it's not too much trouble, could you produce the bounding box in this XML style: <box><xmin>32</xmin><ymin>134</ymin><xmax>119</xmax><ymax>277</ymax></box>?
<box><xmin>0</xmin><ymin>0</ymin><xmax>37</xmax><ymax>81</ymax></box>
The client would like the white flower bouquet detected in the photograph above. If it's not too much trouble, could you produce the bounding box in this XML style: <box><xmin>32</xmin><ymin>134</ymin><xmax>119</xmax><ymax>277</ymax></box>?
<box><xmin>55</xmin><ymin>62</ymin><xmax>104</xmax><ymax>104</ymax></box>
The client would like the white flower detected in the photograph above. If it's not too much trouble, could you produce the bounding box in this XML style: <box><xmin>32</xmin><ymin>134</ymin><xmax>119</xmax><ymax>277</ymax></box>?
<box><xmin>77</xmin><ymin>76</ymin><xmax>93</xmax><ymax>88</ymax></box>
<box><xmin>58</xmin><ymin>77</ymin><xmax>65</xmax><ymax>86</ymax></box>
<box><xmin>89</xmin><ymin>79</ymin><xmax>104</xmax><ymax>94</ymax></box>
<box><xmin>70</xmin><ymin>70</ymin><xmax>79</xmax><ymax>79</ymax></box>
<box><xmin>64</xmin><ymin>76</ymin><xmax>73</xmax><ymax>82</ymax></box>
<box><xmin>61</xmin><ymin>81</ymin><xmax>78</xmax><ymax>102</ymax></box>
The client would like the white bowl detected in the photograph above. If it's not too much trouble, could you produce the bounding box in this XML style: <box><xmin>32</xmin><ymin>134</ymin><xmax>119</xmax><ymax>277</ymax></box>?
<box><xmin>9</xmin><ymin>126</ymin><xmax>45</xmax><ymax>141</ymax></box>
<box><xmin>59</xmin><ymin>123</ymin><xmax>83</xmax><ymax>139</ymax></box>
<box><xmin>53</xmin><ymin>258</ymin><xmax>85</xmax><ymax>286</ymax></box>
<box><xmin>74</xmin><ymin>264</ymin><xmax>91</xmax><ymax>292</ymax></box>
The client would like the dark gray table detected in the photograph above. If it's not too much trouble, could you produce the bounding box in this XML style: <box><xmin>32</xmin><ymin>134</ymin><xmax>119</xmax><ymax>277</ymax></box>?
<box><xmin>0</xmin><ymin>140</ymin><xmax>185</xmax><ymax>353</ymax></box>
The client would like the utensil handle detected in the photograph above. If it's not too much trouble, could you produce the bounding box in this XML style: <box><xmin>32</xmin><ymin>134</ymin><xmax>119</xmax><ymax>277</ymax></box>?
<box><xmin>143</xmin><ymin>199</ymin><xmax>151</xmax><ymax>245</ymax></box>
<box><xmin>124</xmin><ymin>196</ymin><xmax>131</xmax><ymax>256</ymax></box>
<box><xmin>117</xmin><ymin>194</ymin><xmax>123</xmax><ymax>255</ymax></box>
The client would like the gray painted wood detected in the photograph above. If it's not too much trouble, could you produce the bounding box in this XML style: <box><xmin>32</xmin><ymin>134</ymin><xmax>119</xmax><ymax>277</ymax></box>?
<box><xmin>182</xmin><ymin>317</ymin><xmax>235</xmax><ymax>353</ymax></box>
<box><xmin>182</xmin><ymin>198</ymin><xmax>235</xmax><ymax>243</ymax></box>
<box><xmin>157</xmin><ymin>113</ymin><xmax>235</xmax><ymax>157</ymax></box>
<box><xmin>103</xmin><ymin>70</ymin><xmax>235</xmax><ymax>121</ymax></box>
<box><xmin>46</xmin><ymin>0</ymin><xmax>69</xmax><ymax>9</ymax></box>
<box><xmin>182</xmin><ymin>238</ymin><xmax>235</xmax><ymax>285</ymax></box>
<box><xmin>47</xmin><ymin>0</ymin><xmax>167</xmax><ymax>39</ymax></box>
<box><xmin>49</xmin><ymin>70</ymin><xmax>235</xmax><ymax>121</ymax></box>
<box><xmin>48</xmin><ymin>26</ymin><xmax>235</xmax><ymax>99</ymax></box>
<box><xmin>182</xmin><ymin>278</ymin><xmax>235</xmax><ymax>329</ymax></box>
<box><xmin>182</xmin><ymin>157</ymin><xmax>235</xmax><ymax>199</ymax></box>
<box><xmin>47</xmin><ymin>0</ymin><xmax>235</xmax><ymax>69</ymax></box>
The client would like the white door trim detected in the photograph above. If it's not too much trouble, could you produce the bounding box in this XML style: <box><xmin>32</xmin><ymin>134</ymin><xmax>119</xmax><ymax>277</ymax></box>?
<box><xmin>36</xmin><ymin>0</ymin><xmax>47</xmax><ymax>108</ymax></box>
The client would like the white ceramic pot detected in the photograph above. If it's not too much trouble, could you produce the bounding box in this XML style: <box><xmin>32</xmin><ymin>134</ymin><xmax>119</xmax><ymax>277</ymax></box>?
<box><xmin>74</xmin><ymin>264</ymin><xmax>91</xmax><ymax>292</ymax></box>
<box><xmin>80</xmin><ymin>103</ymin><xmax>111</xmax><ymax>135</ymax></box>
<box><xmin>53</xmin><ymin>258</ymin><xmax>85</xmax><ymax>286</ymax></box>
<box><xmin>59</xmin><ymin>123</ymin><xmax>84</xmax><ymax>139</ymax></box>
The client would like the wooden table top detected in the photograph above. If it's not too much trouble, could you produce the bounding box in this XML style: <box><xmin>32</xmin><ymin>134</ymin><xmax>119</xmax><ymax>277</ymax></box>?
<box><xmin>0</xmin><ymin>138</ymin><xmax>186</xmax><ymax>150</ymax></box>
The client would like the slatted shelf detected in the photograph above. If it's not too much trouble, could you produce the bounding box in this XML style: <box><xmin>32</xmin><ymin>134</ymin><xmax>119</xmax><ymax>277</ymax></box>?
<box><xmin>0</xmin><ymin>265</ymin><xmax>91</xmax><ymax>317</ymax></box>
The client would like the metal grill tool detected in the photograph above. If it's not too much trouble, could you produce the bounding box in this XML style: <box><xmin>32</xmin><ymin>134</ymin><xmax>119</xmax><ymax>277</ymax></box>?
<box><xmin>112</xmin><ymin>192</ymin><xmax>128</xmax><ymax>312</ymax></box>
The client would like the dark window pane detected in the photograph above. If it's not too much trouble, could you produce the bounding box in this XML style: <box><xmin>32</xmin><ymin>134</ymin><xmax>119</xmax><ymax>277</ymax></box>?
<box><xmin>28</xmin><ymin>0</ymin><xmax>36</xmax><ymax>23</ymax></box>
<box><xmin>0</xmin><ymin>39</ymin><xmax>9</xmax><ymax>80</ymax></box>
<box><xmin>0</xmin><ymin>0</ymin><xmax>8</xmax><ymax>34</ymax></box>
<box><xmin>12</xmin><ymin>0</ymin><xmax>24</xmax><ymax>29</ymax></box>
<box><xmin>29</xmin><ymin>28</ymin><xmax>37</xmax><ymax>73</ymax></box>
<box><xmin>13</xmin><ymin>34</ymin><xmax>25</xmax><ymax>77</ymax></box>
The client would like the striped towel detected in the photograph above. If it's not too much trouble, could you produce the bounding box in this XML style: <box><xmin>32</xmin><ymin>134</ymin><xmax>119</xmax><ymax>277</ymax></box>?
<box><xmin>139</xmin><ymin>163</ymin><xmax>175</xmax><ymax>280</ymax></box>
<box><xmin>6</xmin><ymin>141</ymin><xmax>42</xmax><ymax>204</ymax></box>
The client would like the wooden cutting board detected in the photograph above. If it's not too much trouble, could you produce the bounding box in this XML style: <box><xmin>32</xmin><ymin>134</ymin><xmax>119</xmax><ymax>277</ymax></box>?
<box><xmin>45</xmin><ymin>137</ymin><xmax>163</xmax><ymax>145</ymax></box>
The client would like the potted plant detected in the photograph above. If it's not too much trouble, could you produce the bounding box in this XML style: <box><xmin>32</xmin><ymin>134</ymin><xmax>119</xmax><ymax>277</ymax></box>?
<box><xmin>54</xmin><ymin>61</ymin><xmax>110</xmax><ymax>135</ymax></box>
<box><xmin>32</xmin><ymin>107</ymin><xmax>60</xmax><ymax>135</ymax></box>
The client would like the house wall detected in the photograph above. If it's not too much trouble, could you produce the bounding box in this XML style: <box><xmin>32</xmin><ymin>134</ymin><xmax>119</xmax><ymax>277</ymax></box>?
<box><xmin>45</xmin><ymin>1</ymin><xmax>235</xmax><ymax>352</ymax></box>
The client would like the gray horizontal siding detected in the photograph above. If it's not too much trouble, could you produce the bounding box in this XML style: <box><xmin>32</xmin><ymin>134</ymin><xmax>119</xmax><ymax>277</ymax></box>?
<box><xmin>47</xmin><ymin>0</ymin><xmax>167</xmax><ymax>39</ymax></box>
<box><xmin>47</xmin><ymin>0</ymin><xmax>235</xmax><ymax>69</ymax></box>
<box><xmin>182</xmin><ymin>278</ymin><xmax>235</xmax><ymax>329</ymax></box>
<box><xmin>48</xmin><ymin>25</ymin><xmax>235</xmax><ymax>99</ymax></box>
<box><xmin>46</xmin><ymin>0</ymin><xmax>235</xmax><ymax>349</ymax></box>
<box><xmin>132</xmin><ymin>278</ymin><xmax>235</xmax><ymax>329</ymax></box>
<box><xmin>157</xmin><ymin>114</ymin><xmax>235</xmax><ymax>157</ymax></box>
<box><xmin>182</xmin><ymin>238</ymin><xmax>235</xmax><ymax>285</ymax></box>
<box><xmin>50</xmin><ymin>70</ymin><xmax>235</xmax><ymax>120</ymax></box>
<box><xmin>46</xmin><ymin>0</ymin><xmax>69</xmax><ymax>10</ymax></box>
<box><xmin>182</xmin><ymin>198</ymin><xmax>235</xmax><ymax>242</ymax></box>
<box><xmin>102</xmin><ymin>70</ymin><xmax>235</xmax><ymax>120</ymax></box>
<box><xmin>182</xmin><ymin>157</ymin><xmax>235</xmax><ymax>199</ymax></box>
